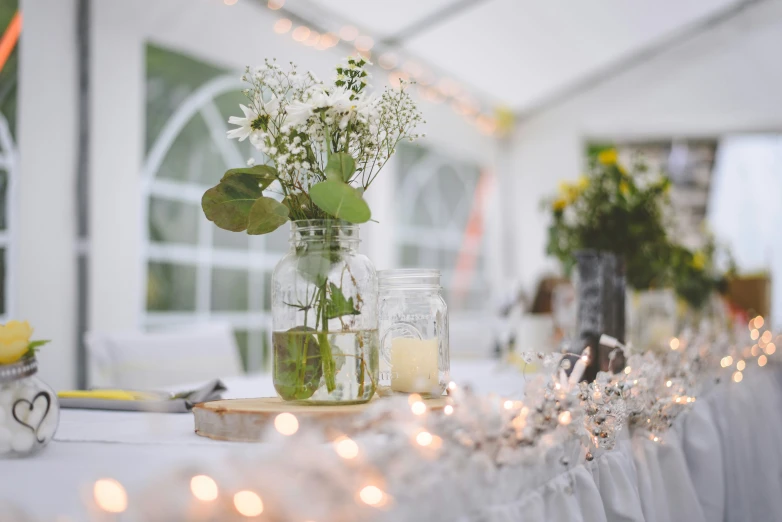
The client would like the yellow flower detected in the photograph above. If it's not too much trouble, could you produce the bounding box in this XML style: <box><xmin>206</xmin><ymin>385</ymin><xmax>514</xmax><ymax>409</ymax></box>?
<box><xmin>598</xmin><ymin>149</ymin><xmax>618</xmax><ymax>165</ymax></box>
<box><xmin>617</xmin><ymin>163</ymin><xmax>628</xmax><ymax>176</ymax></box>
<box><xmin>0</xmin><ymin>320</ymin><xmax>33</xmax><ymax>365</ymax></box>
<box><xmin>558</xmin><ymin>180</ymin><xmax>581</xmax><ymax>204</ymax></box>
<box><xmin>577</xmin><ymin>175</ymin><xmax>590</xmax><ymax>191</ymax></box>
<box><xmin>619</xmin><ymin>181</ymin><xmax>630</xmax><ymax>196</ymax></box>
<box><xmin>691</xmin><ymin>251</ymin><xmax>706</xmax><ymax>271</ymax></box>
<box><xmin>552</xmin><ymin>198</ymin><xmax>568</xmax><ymax>211</ymax></box>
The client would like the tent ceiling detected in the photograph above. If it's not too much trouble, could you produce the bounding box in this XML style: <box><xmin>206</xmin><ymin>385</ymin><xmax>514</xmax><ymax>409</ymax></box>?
<box><xmin>305</xmin><ymin>0</ymin><xmax>747</xmax><ymax>112</ymax></box>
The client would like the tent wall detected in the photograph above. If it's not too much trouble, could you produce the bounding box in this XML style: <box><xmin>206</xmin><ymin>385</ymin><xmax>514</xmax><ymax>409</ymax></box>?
<box><xmin>510</xmin><ymin>0</ymin><xmax>782</xmax><ymax>294</ymax></box>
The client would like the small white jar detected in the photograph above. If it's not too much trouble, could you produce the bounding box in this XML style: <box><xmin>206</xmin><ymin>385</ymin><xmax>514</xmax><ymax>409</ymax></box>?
<box><xmin>0</xmin><ymin>357</ymin><xmax>59</xmax><ymax>458</ymax></box>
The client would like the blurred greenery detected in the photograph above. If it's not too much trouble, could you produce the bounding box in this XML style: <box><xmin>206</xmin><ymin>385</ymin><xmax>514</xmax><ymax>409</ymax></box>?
<box><xmin>146</xmin><ymin>262</ymin><xmax>197</xmax><ymax>312</ymax></box>
<box><xmin>546</xmin><ymin>146</ymin><xmax>672</xmax><ymax>289</ymax></box>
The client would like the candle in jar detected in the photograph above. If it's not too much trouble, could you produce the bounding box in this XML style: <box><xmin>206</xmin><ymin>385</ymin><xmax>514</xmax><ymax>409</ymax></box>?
<box><xmin>390</xmin><ymin>338</ymin><xmax>439</xmax><ymax>394</ymax></box>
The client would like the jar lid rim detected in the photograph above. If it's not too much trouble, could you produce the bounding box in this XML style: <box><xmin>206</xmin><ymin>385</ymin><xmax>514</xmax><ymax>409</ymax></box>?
<box><xmin>0</xmin><ymin>355</ymin><xmax>38</xmax><ymax>383</ymax></box>
<box><xmin>378</xmin><ymin>268</ymin><xmax>440</xmax><ymax>279</ymax></box>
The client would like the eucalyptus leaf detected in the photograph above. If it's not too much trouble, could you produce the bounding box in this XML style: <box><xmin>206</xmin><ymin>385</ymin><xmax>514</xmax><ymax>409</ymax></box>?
<box><xmin>325</xmin><ymin>153</ymin><xmax>356</xmax><ymax>182</ymax></box>
<box><xmin>202</xmin><ymin>174</ymin><xmax>266</xmax><ymax>232</ymax></box>
<box><xmin>221</xmin><ymin>165</ymin><xmax>278</xmax><ymax>190</ymax></box>
<box><xmin>247</xmin><ymin>197</ymin><xmax>290</xmax><ymax>235</ymax></box>
<box><xmin>297</xmin><ymin>250</ymin><xmax>332</xmax><ymax>286</ymax></box>
<box><xmin>310</xmin><ymin>181</ymin><xmax>371</xmax><ymax>223</ymax></box>
<box><xmin>325</xmin><ymin>283</ymin><xmax>361</xmax><ymax>320</ymax></box>
<box><xmin>273</xmin><ymin>327</ymin><xmax>322</xmax><ymax>401</ymax></box>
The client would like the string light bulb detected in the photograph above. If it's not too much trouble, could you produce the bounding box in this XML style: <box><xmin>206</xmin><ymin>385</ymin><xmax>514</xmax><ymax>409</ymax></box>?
<box><xmin>267</xmin><ymin>0</ymin><xmax>285</xmax><ymax>9</ymax></box>
<box><xmin>234</xmin><ymin>491</ymin><xmax>264</xmax><ymax>517</ymax></box>
<box><xmin>292</xmin><ymin>26</ymin><xmax>310</xmax><ymax>42</ymax></box>
<box><xmin>759</xmin><ymin>355</ymin><xmax>768</xmax><ymax>367</ymax></box>
<box><xmin>358</xmin><ymin>485</ymin><xmax>386</xmax><ymax>506</ymax></box>
<box><xmin>411</xmin><ymin>401</ymin><xmax>426</xmax><ymax>415</ymax></box>
<box><xmin>736</xmin><ymin>360</ymin><xmax>746</xmax><ymax>371</ymax></box>
<box><xmin>444</xmin><ymin>404</ymin><xmax>454</xmax><ymax>415</ymax></box>
<box><xmin>93</xmin><ymin>479</ymin><xmax>127</xmax><ymax>514</ymax></box>
<box><xmin>751</xmin><ymin>329</ymin><xmax>759</xmax><ymax>340</ymax></box>
<box><xmin>274</xmin><ymin>413</ymin><xmax>299</xmax><ymax>435</ymax></box>
<box><xmin>190</xmin><ymin>475</ymin><xmax>219</xmax><ymax>502</ymax></box>
<box><xmin>273</xmin><ymin>18</ymin><xmax>292</xmax><ymax>34</ymax></box>
<box><xmin>733</xmin><ymin>371</ymin><xmax>743</xmax><ymax>383</ymax></box>
<box><xmin>415</xmin><ymin>431</ymin><xmax>433</xmax><ymax>446</ymax></box>
<box><xmin>334</xmin><ymin>436</ymin><xmax>359</xmax><ymax>459</ymax></box>
<box><xmin>669</xmin><ymin>338</ymin><xmax>680</xmax><ymax>350</ymax></box>
<box><xmin>767</xmin><ymin>343</ymin><xmax>776</xmax><ymax>355</ymax></box>
<box><xmin>339</xmin><ymin>25</ymin><xmax>359</xmax><ymax>41</ymax></box>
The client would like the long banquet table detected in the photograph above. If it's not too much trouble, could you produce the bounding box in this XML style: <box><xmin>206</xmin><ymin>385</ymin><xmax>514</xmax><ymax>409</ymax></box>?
<box><xmin>2</xmin><ymin>360</ymin><xmax>782</xmax><ymax>521</ymax></box>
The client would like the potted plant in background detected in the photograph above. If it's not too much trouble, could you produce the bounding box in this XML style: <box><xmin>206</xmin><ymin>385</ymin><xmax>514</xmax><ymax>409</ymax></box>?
<box><xmin>670</xmin><ymin>237</ymin><xmax>733</xmax><ymax>333</ymax></box>
<box><xmin>545</xmin><ymin>147</ymin><xmax>672</xmax><ymax>377</ymax></box>
<box><xmin>201</xmin><ymin>57</ymin><xmax>423</xmax><ymax>403</ymax></box>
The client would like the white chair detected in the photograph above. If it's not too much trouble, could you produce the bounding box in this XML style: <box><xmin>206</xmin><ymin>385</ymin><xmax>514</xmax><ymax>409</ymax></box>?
<box><xmin>85</xmin><ymin>322</ymin><xmax>243</xmax><ymax>389</ymax></box>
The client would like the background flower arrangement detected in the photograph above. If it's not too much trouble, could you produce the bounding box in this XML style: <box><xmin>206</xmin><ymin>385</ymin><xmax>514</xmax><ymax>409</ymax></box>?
<box><xmin>545</xmin><ymin>147</ymin><xmax>672</xmax><ymax>290</ymax></box>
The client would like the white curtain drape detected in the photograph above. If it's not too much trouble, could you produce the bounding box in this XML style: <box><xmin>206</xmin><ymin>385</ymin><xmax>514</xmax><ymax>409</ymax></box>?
<box><xmin>708</xmin><ymin>135</ymin><xmax>782</xmax><ymax>328</ymax></box>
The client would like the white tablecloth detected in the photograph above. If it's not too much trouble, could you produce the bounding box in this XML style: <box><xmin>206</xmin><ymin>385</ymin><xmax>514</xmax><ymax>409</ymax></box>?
<box><xmin>2</xmin><ymin>361</ymin><xmax>782</xmax><ymax>522</ymax></box>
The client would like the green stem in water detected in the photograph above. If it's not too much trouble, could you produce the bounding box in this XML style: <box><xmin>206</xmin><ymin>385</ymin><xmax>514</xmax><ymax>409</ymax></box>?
<box><xmin>317</xmin><ymin>281</ymin><xmax>337</xmax><ymax>393</ymax></box>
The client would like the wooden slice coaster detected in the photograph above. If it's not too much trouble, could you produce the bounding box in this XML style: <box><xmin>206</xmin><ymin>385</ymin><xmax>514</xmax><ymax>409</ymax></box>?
<box><xmin>193</xmin><ymin>396</ymin><xmax>450</xmax><ymax>442</ymax></box>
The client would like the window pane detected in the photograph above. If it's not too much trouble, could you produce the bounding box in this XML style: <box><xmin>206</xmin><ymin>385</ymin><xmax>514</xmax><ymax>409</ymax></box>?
<box><xmin>146</xmin><ymin>44</ymin><xmax>227</xmax><ymax>153</ymax></box>
<box><xmin>147</xmin><ymin>262</ymin><xmax>197</xmax><ymax>311</ymax></box>
<box><xmin>211</xmin><ymin>268</ymin><xmax>249</xmax><ymax>311</ymax></box>
<box><xmin>156</xmin><ymin>112</ymin><xmax>228</xmax><ymax>184</ymax></box>
<box><xmin>148</xmin><ymin>197</ymin><xmax>199</xmax><ymax>244</ymax></box>
<box><xmin>213</xmin><ymin>226</ymin><xmax>250</xmax><ymax>250</ymax></box>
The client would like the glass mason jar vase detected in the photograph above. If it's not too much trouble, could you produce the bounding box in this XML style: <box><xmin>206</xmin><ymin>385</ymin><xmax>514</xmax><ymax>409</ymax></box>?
<box><xmin>378</xmin><ymin>269</ymin><xmax>449</xmax><ymax>397</ymax></box>
<box><xmin>271</xmin><ymin>220</ymin><xmax>378</xmax><ymax>404</ymax></box>
<box><xmin>0</xmin><ymin>357</ymin><xmax>59</xmax><ymax>458</ymax></box>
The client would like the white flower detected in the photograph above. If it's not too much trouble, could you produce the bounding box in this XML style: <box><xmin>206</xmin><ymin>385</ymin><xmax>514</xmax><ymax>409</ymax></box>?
<box><xmin>308</xmin><ymin>86</ymin><xmax>330</xmax><ymax>109</ymax></box>
<box><xmin>326</xmin><ymin>88</ymin><xmax>354</xmax><ymax>113</ymax></box>
<box><xmin>258</xmin><ymin>95</ymin><xmax>280</xmax><ymax>118</ymax></box>
<box><xmin>286</xmin><ymin>100</ymin><xmax>313</xmax><ymax>127</ymax></box>
<box><xmin>246</xmin><ymin>157</ymin><xmax>256</xmax><ymax>167</ymax></box>
<box><xmin>356</xmin><ymin>93</ymin><xmax>379</xmax><ymax>122</ymax></box>
<box><xmin>226</xmin><ymin>104</ymin><xmax>258</xmax><ymax>142</ymax></box>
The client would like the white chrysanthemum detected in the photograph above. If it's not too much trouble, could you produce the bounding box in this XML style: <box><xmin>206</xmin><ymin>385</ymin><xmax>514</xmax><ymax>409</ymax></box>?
<box><xmin>226</xmin><ymin>104</ymin><xmax>258</xmax><ymax>142</ymax></box>
<box><xmin>326</xmin><ymin>88</ymin><xmax>354</xmax><ymax>113</ymax></box>
<box><xmin>286</xmin><ymin>100</ymin><xmax>314</xmax><ymax>127</ymax></box>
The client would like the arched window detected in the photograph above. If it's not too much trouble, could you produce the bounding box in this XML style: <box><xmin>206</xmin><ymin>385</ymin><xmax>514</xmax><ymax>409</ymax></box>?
<box><xmin>142</xmin><ymin>45</ymin><xmax>288</xmax><ymax>371</ymax></box>
<box><xmin>0</xmin><ymin>113</ymin><xmax>16</xmax><ymax>322</ymax></box>
<box><xmin>395</xmin><ymin>144</ymin><xmax>493</xmax><ymax>355</ymax></box>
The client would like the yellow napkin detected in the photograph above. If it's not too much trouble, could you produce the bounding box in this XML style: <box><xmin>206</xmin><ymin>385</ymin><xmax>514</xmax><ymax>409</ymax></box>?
<box><xmin>57</xmin><ymin>390</ymin><xmax>163</xmax><ymax>401</ymax></box>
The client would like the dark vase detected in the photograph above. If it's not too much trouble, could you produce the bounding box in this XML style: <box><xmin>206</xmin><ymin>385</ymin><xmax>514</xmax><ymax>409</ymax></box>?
<box><xmin>574</xmin><ymin>250</ymin><xmax>626</xmax><ymax>381</ymax></box>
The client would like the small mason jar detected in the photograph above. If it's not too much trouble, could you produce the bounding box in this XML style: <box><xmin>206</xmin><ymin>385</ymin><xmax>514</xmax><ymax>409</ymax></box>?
<box><xmin>0</xmin><ymin>357</ymin><xmax>59</xmax><ymax>458</ymax></box>
<box><xmin>271</xmin><ymin>220</ymin><xmax>378</xmax><ymax>404</ymax></box>
<box><xmin>378</xmin><ymin>269</ymin><xmax>449</xmax><ymax>397</ymax></box>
